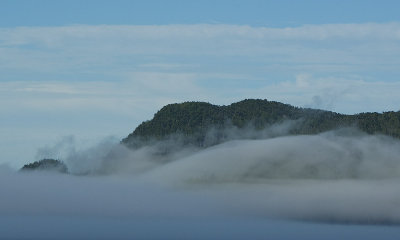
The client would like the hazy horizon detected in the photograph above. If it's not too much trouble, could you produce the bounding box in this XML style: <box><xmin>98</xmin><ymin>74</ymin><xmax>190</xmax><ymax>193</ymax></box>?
<box><xmin>1</xmin><ymin>0</ymin><xmax>400</xmax><ymax>239</ymax></box>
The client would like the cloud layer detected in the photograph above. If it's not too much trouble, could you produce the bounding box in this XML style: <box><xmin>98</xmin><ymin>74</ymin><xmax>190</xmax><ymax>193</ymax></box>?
<box><xmin>1</xmin><ymin>130</ymin><xmax>400</xmax><ymax>239</ymax></box>
<box><xmin>13</xmin><ymin>128</ymin><xmax>400</xmax><ymax>222</ymax></box>
<box><xmin>1</xmin><ymin>23</ymin><xmax>400</xmax><ymax>167</ymax></box>
<box><xmin>2</xmin><ymin>126</ymin><xmax>400</xmax><ymax>238</ymax></box>
<box><xmin>2</xmin><ymin>23</ymin><xmax>400</xmax><ymax>114</ymax></box>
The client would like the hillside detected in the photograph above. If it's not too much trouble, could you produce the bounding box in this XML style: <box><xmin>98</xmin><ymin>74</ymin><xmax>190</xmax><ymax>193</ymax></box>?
<box><xmin>20</xmin><ymin>159</ymin><xmax>68</xmax><ymax>173</ymax></box>
<box><xmin>122</xmin><ymin>99</ymin><xmax>400</xmax><ymax>148</ymax></box>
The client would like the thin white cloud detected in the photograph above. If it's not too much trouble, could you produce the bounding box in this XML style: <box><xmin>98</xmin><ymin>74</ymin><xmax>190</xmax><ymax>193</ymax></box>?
<box><xmin>238</xmin><ymin>74</ymin><xmax>400</xmax><ymax>113</ymax></box>
<box><xmin>2</xmin><ymin>23</ymin><xmax>400</xmax><ymax>45</ymax></box>
<box><xmin>1</xmin><ymin>23</ymin><xmax>400</xmax><ymax>167</ymax></box>
<box><xmin>1</xmin><ymin>23</ymin><xmax>400</xmax><ymax>72</ymax></box>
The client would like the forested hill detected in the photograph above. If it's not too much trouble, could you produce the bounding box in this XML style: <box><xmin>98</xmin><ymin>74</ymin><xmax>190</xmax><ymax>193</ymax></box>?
<box><xmin>20</xmin><ymin>159</ymin><xmax>68</xmax><ymax>173</ymax></box>
<box><xmin>122</xmin><ymin>99</ymin><xmax>400</xmax><ymax>148</ymax></box>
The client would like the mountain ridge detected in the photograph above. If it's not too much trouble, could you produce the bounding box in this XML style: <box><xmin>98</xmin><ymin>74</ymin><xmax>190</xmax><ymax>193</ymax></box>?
<box><xmin>122</xmin><ymin>99</ymin><xmax>400</xmax><ymax>148</ymax></box>
<box><xmin>20</xmin><ymin>99</ymin><xmax>400</xmax><ymax>172</ymax></box>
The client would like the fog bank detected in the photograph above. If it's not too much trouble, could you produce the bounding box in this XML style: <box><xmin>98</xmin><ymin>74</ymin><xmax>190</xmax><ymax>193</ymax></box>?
<box><xmin>2</xmin><ymin>129</ymin><xmax>400</xmax><ymax>238</ymax></box>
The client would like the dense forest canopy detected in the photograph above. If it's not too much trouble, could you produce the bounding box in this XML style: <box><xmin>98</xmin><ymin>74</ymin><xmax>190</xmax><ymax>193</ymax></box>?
<box><xmin>20</xmin><ymin>159</ymin><xmax>68</xmax><ymax>173</ymax></box>
<box><xmin>122</xmin><ymin>99</ymin><xmax>400</xmax><ymax>148</ymax></box>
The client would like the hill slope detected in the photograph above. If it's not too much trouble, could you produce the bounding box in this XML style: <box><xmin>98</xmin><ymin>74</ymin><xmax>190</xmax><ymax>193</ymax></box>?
<box><xmin>122</xmin><ymin>99</ymin><xmax>400</xmax><ymax>148</ymax></box>
<box><xmin>20</xmin><ymin>159</ymin><xmax>68</xmax><ymax>173</ymax></box>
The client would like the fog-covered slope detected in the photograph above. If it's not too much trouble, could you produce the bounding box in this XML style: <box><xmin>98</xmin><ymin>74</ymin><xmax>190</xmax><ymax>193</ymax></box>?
<box><xmin>122</xmin><ymin>99</ymin><xmax>400</xmax><ymax>148</ymax></box>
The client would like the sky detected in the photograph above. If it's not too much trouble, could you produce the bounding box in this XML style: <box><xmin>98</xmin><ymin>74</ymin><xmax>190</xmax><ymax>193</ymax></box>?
<box><xmin>1</xmin><ymin>0</ymin><xmax>400</xmax><ymax>168</ymax></box>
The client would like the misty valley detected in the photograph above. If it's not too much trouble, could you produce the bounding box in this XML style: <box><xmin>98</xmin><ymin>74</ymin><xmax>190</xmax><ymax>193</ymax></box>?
<box><xmin>3</xmin><ymin>99</ymin><xmax>400</xmax><ymax>239</ymax></box>
<box><xmin>4</xmin><ymin>1</ymin><xmax>400</xmax><ymax>238</ymax></box>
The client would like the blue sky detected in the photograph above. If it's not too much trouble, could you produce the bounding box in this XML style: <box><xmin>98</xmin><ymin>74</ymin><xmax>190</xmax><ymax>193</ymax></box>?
<box><xmin>2</xmin><ymin>0</ymin><xmax>400</xmax><ymax>27</ymax></box>
<box><xmin>1</xmin><ymin>0</ymin><xmax>400</xmax><ymax>167</ymax></box>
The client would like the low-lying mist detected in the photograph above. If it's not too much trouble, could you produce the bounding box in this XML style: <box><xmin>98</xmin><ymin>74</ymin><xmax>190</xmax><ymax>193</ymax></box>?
<box><xmin>2</xmin><ymin>127</ymin><xmax>400</xmax><ymax>238</ymax></box>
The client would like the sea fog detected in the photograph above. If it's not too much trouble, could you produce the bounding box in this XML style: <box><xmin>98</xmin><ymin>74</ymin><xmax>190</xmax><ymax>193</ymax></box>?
<box><xmin>2</xmin><ymin>128</ymin><xmax>400</xmax><ymax>239</ymax></box>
